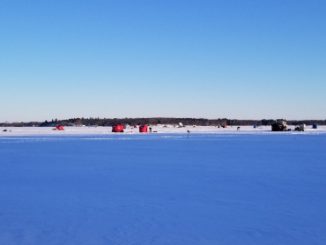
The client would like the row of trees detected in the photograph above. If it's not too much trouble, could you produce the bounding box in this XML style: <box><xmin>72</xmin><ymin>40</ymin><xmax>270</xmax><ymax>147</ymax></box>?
<box><xmin>1</xmin><ymin>118</ymin><xmax>326</xmax><ymax>127</ymax></box>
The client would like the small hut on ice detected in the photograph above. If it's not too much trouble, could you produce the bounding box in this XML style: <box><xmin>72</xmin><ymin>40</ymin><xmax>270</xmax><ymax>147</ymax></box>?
<box><xmin>139</xmin><ymin>125</ymin><xmax>148</xmax><ymax>133</ymax></box>
<box><xmin>271</xmin><ymin>120</ymin><xmax>287</xmax><ymax>131</ymax></box>
<box><xmin>112</xmin><ymin>124</ymin><xmax>124</xmax><ymax>133</ymax></box>
<box><xmin>55</xmin><ymin>125</ymin><xmax>65</xmax><ymax>131</ymax></box>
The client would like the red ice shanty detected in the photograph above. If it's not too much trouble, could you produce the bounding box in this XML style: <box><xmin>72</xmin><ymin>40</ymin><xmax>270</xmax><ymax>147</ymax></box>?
<box><xmin>139</xmin><ymin>124</ymin><xmax>148</xmax><ymax>133</ymax></box>
<box><xmin>112</xmin><ymin>124</ymin><xmax>124</xmax><ymax>133</ymax></box>
<box><xmin>55</xmin><ymin>125</ymin><xmax>65</xmax><ymax>131</ymax></box>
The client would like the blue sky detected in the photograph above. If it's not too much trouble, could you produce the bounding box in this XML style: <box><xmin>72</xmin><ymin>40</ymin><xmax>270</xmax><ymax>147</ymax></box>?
<box><xmin>0</xmin><ymin>0</ymin><xmax>325</xmax><ymax>121</ymax></box>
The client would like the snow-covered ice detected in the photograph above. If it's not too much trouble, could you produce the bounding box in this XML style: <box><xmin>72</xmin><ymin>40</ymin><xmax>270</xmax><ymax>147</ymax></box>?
<box><xmin>0</xmin><ymin>133</ymin><xmax>326</xmax><ymax>245</ymax></box>
<box><xmin>1</xmin><ymin>125</ymin><xmax>326</xmax><ymax>136</ymax></box>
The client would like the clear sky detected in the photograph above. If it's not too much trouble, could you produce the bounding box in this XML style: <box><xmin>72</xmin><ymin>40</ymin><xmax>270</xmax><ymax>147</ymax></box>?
<box><xmin>0</xmin><ymin>0</ymin><xmax>325</xmax><ymax>122</ymax></box>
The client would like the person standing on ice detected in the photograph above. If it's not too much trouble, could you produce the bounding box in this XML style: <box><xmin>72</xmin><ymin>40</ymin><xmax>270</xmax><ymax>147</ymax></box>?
<box><xmin>187</xmin><ymin>130</ymin><xmax>190</xmax><ymax>138</ymax></box>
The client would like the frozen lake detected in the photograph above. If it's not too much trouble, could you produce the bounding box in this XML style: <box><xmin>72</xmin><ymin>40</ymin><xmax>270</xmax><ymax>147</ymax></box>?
<box><xmin>1</xmin><ymin>134</ymin><xmax>326</xmax><ymax>245</ymax></box>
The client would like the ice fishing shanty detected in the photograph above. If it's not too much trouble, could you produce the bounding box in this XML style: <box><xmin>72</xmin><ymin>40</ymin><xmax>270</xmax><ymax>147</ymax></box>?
<box><xmin>112</xmin><ymin>124</ymin><xmax>124</xmax><ymax>133</ymax></box>
<box><xmin>271</xmin><ymin>120</ymin><xmax>287</xmax><ymax>131</ymax></box>
<box><xmin>139</xmin><ymin>125</ymin><xmax>148</xmax><ymax>133</ymax></box>
<box><xmin>55</xmin><ymin>125</ymin><xmax>65</xmax><ymax>131</ymax></box>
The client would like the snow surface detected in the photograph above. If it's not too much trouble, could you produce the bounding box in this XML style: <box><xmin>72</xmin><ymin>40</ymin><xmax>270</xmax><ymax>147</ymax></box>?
<box><xmin>1</xmin><ymin>133</ymin><xmax>326</xmax><ymax>245</ymax></box>
<box><xmin>1</xmin><ymin>125</ymin><xmax>326</xmax><ymax>136</ymax></box>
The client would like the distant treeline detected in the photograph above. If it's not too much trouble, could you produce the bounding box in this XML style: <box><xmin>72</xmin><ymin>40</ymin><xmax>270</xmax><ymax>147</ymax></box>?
<box><xmin>1</xmin><ymin>118</ymin><xmax>326</xmax><ymax>127</ymax></box>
